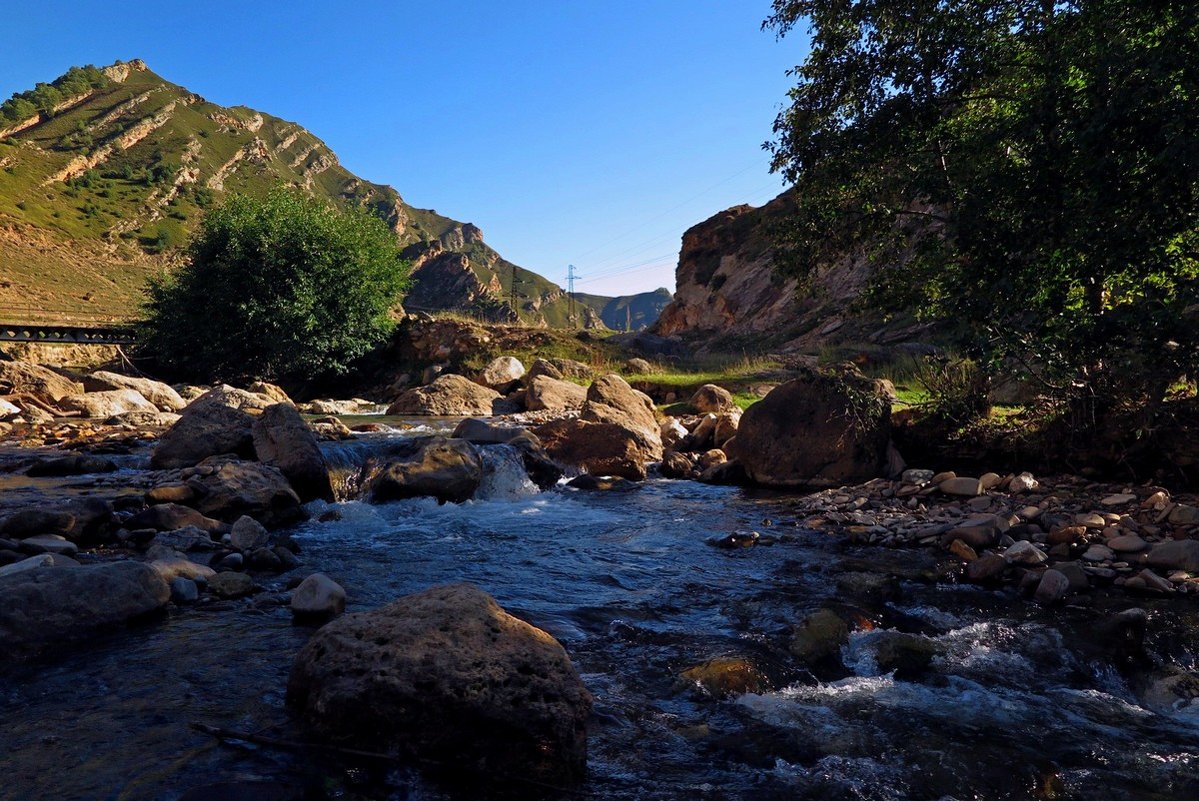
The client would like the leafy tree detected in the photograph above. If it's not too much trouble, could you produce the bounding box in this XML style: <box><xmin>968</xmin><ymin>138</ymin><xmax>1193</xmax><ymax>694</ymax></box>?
<box><xmin>1</xmin><ymin>64</ymin><xmax>109</xmax><ymax>122</ymax></box>
<box><xmin>139</xmin><ymin>188</ymin><xmax>411</xmax><ymax>381</ymax></box>
<box><xmin>765</xmin><ymin>1</ymin><xmax>1199</xmax><ymax>413</ymax></box>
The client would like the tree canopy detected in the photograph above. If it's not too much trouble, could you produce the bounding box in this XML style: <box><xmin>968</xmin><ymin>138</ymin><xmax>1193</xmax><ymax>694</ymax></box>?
<box><xmin>139</xmin><ymin>188</ymin><xmax>410</xmax><ymax>382</ymax></box>
<box><xmin>765</xmin><ymin>0</ymin><xmax>1199</xmax><ymax>406</ymax></box>
<box><xmin>0</xmin><ymin>65</ymin><xmax>110</xmax><ymax>123</ymax></box>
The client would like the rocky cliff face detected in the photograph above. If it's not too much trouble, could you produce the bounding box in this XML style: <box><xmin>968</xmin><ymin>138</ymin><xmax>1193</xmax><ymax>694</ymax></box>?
<box><xmin>652</xmin><ymin>190</ymin><xmax>910</xmax><ymax>352</ymax></box>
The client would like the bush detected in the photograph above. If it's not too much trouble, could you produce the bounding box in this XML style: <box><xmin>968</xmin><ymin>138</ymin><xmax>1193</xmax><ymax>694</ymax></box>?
<box><xmin>138</xmin><ymin>188</ymin><xmax>410</xmax><ymax>381</ymax></box>
<box><xmin>916</xmin><ymin>358</ymin><xmax>992</xmax><ymax>426</ymax></box>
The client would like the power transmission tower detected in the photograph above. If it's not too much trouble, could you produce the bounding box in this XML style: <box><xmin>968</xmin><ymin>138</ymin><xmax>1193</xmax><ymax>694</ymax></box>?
<box><xmin>566</xmin><ymin>264</ymin><xmax>578</xmax><ymax>327</ymax></box>
<box><xmin>508</xmin><ymin>272</ymin><xmax>521</xmax><ymax>323</ymax></box>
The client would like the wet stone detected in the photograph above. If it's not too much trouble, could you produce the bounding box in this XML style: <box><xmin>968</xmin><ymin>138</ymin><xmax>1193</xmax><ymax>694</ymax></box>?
<box><xmin>208</xmin><ymin>571</ymin><xmax>254</xmax><ymax>599</ymax></box>
<box><xmin>169</xmin><ymin>577</ymin><xmax>199</xmax><ymax>603</ymax></box>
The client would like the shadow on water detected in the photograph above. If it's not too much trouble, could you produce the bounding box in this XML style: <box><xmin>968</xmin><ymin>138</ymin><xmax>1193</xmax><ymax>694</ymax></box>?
<box><xmin>1</xmin><ymin>432</ymin><xmax>1198</xmax><ymax>800</ymax></box>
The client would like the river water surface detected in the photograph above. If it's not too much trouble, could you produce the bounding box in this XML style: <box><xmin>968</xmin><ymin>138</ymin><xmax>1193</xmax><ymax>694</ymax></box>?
<box><xmin>1</xmin><ymin>430</ymin><xmax>1198</xmax><ymax>800</ymax></box>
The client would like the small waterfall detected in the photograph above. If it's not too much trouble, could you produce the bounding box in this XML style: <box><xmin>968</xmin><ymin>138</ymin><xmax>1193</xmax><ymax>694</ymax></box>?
<box><xmin>476</xmin><ymin>444</ymin><xmax>539</xmax><ymax>501</ymax></box>
<box><xmin>319</xmin><ymin>436</ymin><xmax>541</xmax><ymax>503</ymax></box>
<box><xmin>320</xmin><ymin>437</ymin><xmax>420</xmax><ymax>501</ymax></box>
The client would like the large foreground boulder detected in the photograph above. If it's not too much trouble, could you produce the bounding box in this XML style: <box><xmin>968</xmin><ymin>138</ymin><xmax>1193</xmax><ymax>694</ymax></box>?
<box><xmin>56</xmin><ymin>389</ymin><xmax>157</xmax><ymax>419</ymax></box>
<box><xmin>369</xmin><ymin>438</ymin><xmax>483</xmax><ymax>504</ymax></box>
<box><xmin>387</xmin><ymin>374</ymin><xmax>504</xmax><ymax>416</ymax></box>
<box><xmin>151</xmin><ymin>402</ymin><xmax>255</xmax><ymax>470</ymax></box>
<box><xmin>82</xmin><ymin>371</ymin><xmax>187</xmax><ymax>411</ymax></box>
<box><xmin>0</xmin><ymin>562</ymin><xmax>170</xmax><ymax>654</ymax></box>
<box><xmin>186</xmin><ymin>459</ymin><xmax>306</xmax><ymax>528</ymax></box>
<box><xmin>252</xmin><ymin>403</ymin><xmax>334</xmax><ymax>502</ymax></box>
<box><xmin>0</xmin><ymin>360</ymin><xmax>82</xmax><ymax>405</ymax></box>
<box><xmin>728</xmin><ymin>368</ymin><xmax>892</xmax><ymax>487</ymax></box>
<box><xmin>526</xmin><ymin>375</ymin><xmax>587</xmax><ymax>412</ymax></box>
<box><xmin>288</xmin><ymin>583</ymin><xmax>592</xmax><ymax>783</ymax></box>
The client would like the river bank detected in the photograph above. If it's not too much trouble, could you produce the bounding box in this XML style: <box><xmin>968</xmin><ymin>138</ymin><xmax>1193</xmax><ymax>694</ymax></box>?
<box><xmin>2</xmin><ymin>355</ymin><xmax>1199</xmax><ymax>799</ymax></box>
<box><xmin>0</xmin><ymin>422</ymin><xmax>1198</xmax><ymax>799</ymax></box>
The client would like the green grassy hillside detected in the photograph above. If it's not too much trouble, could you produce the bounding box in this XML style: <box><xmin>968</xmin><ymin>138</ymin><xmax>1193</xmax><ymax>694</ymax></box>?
<box><xmin>0</xmin><ymin>60</ymin><xmax>668</xmax><ymax>327</ymax></box>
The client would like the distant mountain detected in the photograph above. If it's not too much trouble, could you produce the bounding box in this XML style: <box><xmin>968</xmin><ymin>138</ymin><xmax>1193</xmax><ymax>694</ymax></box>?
<box><xmin>574</xmin><ymin>287</ymin><xmax>673</xmax><ymax>331</ymax></box>
<box><xmin>0</xmin><ymin>60</ymin><xmax>662</xmax><ymax>328</ymax></box>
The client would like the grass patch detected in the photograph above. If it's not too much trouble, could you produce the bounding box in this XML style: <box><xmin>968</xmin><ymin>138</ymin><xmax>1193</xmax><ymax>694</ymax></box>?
<box><xmin>625</xmin><ymin>355</ymin><xmax>782</xmax><ymax>388</ymax></box>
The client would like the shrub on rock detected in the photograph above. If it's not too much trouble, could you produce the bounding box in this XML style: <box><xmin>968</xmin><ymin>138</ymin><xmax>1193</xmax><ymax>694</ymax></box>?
<box><xmin>728</xmin><ymin>367</ymin><xmax>892</xmax><ymax>487</ymax></box>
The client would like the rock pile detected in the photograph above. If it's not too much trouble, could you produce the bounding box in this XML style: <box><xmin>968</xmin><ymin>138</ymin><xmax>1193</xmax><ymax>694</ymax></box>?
<box><xmin>783</xmin><ymin>469</ymin><xmax>1199</xmax><ymax>602</ymax></box>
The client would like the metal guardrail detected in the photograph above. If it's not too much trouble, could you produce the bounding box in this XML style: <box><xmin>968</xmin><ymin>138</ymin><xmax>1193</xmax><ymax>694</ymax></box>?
<box><xmin>0</xmin><ymin>322</ymin><xmax>137</xmax><ymax>345</ymax></box>
<box><xmin>0</xmin><ymin>305</ymin><xmax>136</xmax><ymax>345</ymax></box>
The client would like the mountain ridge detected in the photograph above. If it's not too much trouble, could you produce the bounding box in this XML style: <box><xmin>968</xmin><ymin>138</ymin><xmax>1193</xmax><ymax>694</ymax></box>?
<box><xmin>0</xmin><ymin>59</ymin><xmax>670</xmax><ymax>329</ymax></box>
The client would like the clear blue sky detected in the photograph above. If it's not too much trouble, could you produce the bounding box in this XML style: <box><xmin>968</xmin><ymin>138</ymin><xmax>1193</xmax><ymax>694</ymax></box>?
<box><xmin>0</xmin><ymin>1</ymin><xmax>802</xmax><ymax>296</ymax></box>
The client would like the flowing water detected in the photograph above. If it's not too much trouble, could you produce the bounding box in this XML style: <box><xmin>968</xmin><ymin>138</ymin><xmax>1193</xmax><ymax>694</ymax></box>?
<box><xmin>2</xmin><ymin>430</ymin><xmax>1198</xmax><ymax>800</ymax></box>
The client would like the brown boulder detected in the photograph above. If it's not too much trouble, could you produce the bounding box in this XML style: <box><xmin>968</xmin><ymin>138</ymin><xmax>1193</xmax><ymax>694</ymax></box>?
<box><xmin>526</xmin><ymin>375</ymin><xmax>587</xmax><ymax>412</ymax></box>
<box><xmin>0</xmin><ymin>360</ymin><xmax>81</xmax><ymax>405</ymax></box>
<box><xmin>369</xmin><ymin>437</ymin><xmax>483</xmax><ymax>504</ymax></box>
<box><xmin>690</xmin><ymin>383</ymin><xmax>736</xmax><ymax>414</ymax></box>
<box><xmin>252</xmin><ymin>403</ymin><xmax>334</xmax><ymax>502</ymax></box>
<box><xmin>127</xmin><ymin>502</ymin><xmax>225</xmax><ymax>534</ymax></box>
<box><xmin>186</xmin><ymin>459</ymin><xmax>306</xmax><ymax>528</ymax></box>
<box><xmin>150</xmin><ymin>402</ymin><xmax>255</xmax><ymax>470</ymax></box>
<box><xmin>247</xmin><ymin>381</ymin><xmax>293</xmax><ymax>405</ymax></box>
<box><xmin>186</xmin><ymin>384</ymin><xmax>277</xmax><ymax>413</ymax></box>
<box><xmin>475</xmin><ymin>356</ymin><xmax>525</xmax><ymax>393</ymax></box>
<box><xmin>82</xmin><ymin>371</ymin><xmax>186</xmax><ymax>411</ymax></box>
<box><xmin>578</xmin><ymin>374</ymin><xmax>662</xmax><ymax>460</ymax></box>
<box><xmin>287</xmin><ymin>583</ymin><xmax>592</xmax><ymax>783</ymax></box>
<box><xmin>387</xmin><ymin>374</ymin><xmax>504</xmax><ymax>416</ymax></box>
<box><xmin>56</xmin><ymin>389</ymin><xmax>156</xmax><ymax>419</ymax></box>
<box><xmin>727</xmin><ymin>367</ymin><xmax>891</xmax><ymax>488</ymax></box>
<box><xmin>525</xmin><ymin>359</ymin><xmax>564</xmax><ymax>382</ymax></box>
<box><xmin>535</xmin><ymin>418</ymin><xmax>658</xmax><ymax>481</ymax></box>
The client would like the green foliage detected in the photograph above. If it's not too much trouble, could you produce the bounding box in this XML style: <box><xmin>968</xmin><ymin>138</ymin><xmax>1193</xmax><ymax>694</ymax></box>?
<box><xmin>1</xmin><ymin>65</ymin><xmax>109</xmax><ymax>122</ymax></box>
<box><xmin>914</xmin><ymin>358</ymin><xmax>993</xmax><ymax>426</ymax></box>
<box><xmin>138</xmin><ymin>188</ymin><xmax>411</xmax><ymax>381</ymax></box>
<box><xmin>765</xmin><ymin>1</ymin><xmax>1199</xmax><ymax>410</ymax></box>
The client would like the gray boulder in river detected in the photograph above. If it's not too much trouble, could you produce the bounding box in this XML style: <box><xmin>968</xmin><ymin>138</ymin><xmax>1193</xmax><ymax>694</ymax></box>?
<box><xmin>150</xmin><ymin>402</ymin><xmax>255</xmax><ymax>470</ymax></box>
<box><xmin>252</xmin><ymin>403</ymin><xmax>334</xmax><ymax>503</ymax></box>
<box><xmin>369</xmin><ymin>437</ymin><xmax>483</xmax><ymax>504</ymax></box>
<box><xmin>0</xmin><ymin>562</ymin><xmax>170</xmax><ymax>655</ymax></box>
<box><xmin>288</xmin><ymin>583</ymin><xmax>592</xmax><ymax>783</ymax></box>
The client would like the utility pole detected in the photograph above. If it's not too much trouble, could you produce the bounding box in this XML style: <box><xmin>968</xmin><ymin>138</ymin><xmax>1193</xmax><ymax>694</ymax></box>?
<box><xmin>508</xmin><ymin>271</ymin><xmax>521</xmax><ymax>323</ymax></box>
<box><xmin>566</xmin><ymin>264</ymin><xmax>578</xmax><ymax>328</ymax></box>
